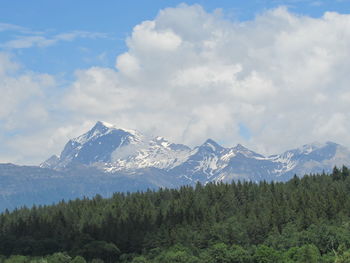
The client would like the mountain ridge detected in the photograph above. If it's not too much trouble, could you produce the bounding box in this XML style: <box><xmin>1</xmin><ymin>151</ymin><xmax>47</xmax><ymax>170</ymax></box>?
<box><xmin>43</xmin><ymin>121</ymin><xmax>350</xmax><ymax>183</ymax></box>
<box><xmin>1</xmin><ymin>121</ymin><xmax>350</xmax><ymax>211</ymax></box>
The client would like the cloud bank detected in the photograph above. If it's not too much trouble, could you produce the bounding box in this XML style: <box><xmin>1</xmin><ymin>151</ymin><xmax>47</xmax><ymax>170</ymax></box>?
<box><xmin>2</xmin><ymin>4</ymin><xmax>350</xmax><ymax>163</ymax></box>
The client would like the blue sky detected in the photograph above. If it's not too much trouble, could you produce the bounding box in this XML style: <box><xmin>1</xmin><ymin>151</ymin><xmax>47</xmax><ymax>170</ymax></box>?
<box><xmin>1</xmin><ymin>0</ymin><xmax>350</xmax><ymax>164</ymax></box>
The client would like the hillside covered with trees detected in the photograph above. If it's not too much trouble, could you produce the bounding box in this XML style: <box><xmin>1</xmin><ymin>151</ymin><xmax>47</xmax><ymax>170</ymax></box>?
<box><xmin>2</xmin><ymin>167</ymin><xmax>350</xmax><ymax>262</ymax></box>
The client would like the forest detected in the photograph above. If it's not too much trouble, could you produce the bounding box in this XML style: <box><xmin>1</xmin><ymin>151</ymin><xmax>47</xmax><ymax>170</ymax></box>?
<box><xmin>1</xmin><ymin>167</ymin><xmax>350</xmax><ymax>262</ymax></box>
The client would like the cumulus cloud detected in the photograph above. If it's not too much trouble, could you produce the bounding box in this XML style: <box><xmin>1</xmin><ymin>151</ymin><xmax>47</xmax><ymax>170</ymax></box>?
<box><xmin>0</xmin><ymin>52</ymin><xmax>95</xmax><ymax>164</ymax></box>
<box><xmin>3</xmin><ymin>4</ymin><xmax>350</xmax><ymax>164</ymax></box>
<box><xmin>0</xmin><ymin>53</ymin><xmax>53</xmax><ymax>124</ymax></box>
<box><xmin>63</xmin><ymin>5</ymin><xmax>350</xmax><ymax>155</ymax></box>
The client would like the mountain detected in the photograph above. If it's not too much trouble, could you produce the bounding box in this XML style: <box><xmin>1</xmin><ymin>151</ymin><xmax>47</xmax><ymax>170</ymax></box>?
<box><xmin>42</xmin><ymin>122</ymin><xmax>350</xmax><ymax>183</ymax></box>
<box><xmin>2</xmin><ymin>121</ymin><xmax>350</xmax><ymax>210</ymax></box>
<box><xmin>44</xmin><ymin>121</ymin><xmax>191</xmax><ymax>172</ymax></box>
<box><xmin>42</xmin><ymin>121</ymin><xmax>144</xmax><ymax>169</ymax></box>
<box><xmin>269</xmin><ymin>141</ymin><xmax>350</xmax><ymax>180</ymax></box>
<box><xmin>40</xmin><ymin>121</ymin><xmax>350</xmax><ymax>186</ymax></box>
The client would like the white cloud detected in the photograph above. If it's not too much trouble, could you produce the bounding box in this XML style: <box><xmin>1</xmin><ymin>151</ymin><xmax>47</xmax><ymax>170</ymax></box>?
<box><xmin>0</xmin><ymin>22</ymin><xmax>27</xmax><ymax>32</ymax></box>
<box><xmin>0</xmin><ymin>52</ymin><xmax>19</xmax><ymax>75</ymax></box>
<box><xmin>129</xmin><ymin>20</ymin><xmax>182</xmax><ymax>52</ymax></box>
<box><xmin>1</xmin><ymin>36</ymin><xmax>55</xmax><ymax>49</ymax></box>
<box><xmin>0</xmin><ymin>22</ymin><xmax>42</xmax><ymax>35</ymax></box>
<box><xmin>0</xmin><ymin>53</ymin><xmax>54</xmax><ymax>121</ymax></box>
<box><xmin>0</xmin><ymin>52</ymin><xmax>68</xmax><ymax>163</ymax></box>
<box><xmin>64</xmin><ymin>5</ymin><xmax>350</xmax><ymax>156</ymax></box>
<box><xmin>1</xmin><ymin>30</ymin><xmax>107</xmax><ymax>49</ymax></box>
<box><xmin>116</xmin><ymin>53</ymin><xmax>141</xmax><ymax>77</ymax></box>
<box><xmin>3</xmin><ymin>4</ymin><xmax>350</xmax><ymax>164</ymax></box>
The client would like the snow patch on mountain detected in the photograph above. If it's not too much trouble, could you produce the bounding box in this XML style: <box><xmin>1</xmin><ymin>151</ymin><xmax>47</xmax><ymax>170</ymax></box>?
<box><xmin>106</xmin><ymin>136</ymin><xmax>191</xmax><ymax>172</ymax></box>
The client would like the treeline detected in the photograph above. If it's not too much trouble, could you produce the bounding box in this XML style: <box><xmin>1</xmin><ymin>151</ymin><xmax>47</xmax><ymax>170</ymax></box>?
<box><xmin>1</xmin><ymin>167</ymin><xmax>350</xmax><ymax>262</ymax></box>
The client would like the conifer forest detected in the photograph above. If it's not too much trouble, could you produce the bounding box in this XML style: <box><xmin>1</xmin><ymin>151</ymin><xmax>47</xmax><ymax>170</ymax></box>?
<box><xmin>2</xmin><ymin>167</ymin><xmax>350</xmax><ymax>262</ymax></box>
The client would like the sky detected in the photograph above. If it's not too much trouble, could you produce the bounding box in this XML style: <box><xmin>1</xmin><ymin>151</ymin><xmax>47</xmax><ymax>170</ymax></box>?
<box><xmin>1</xmin><ymin>0</ymin><xmax>350</xmax><ymax>164</ymax></box>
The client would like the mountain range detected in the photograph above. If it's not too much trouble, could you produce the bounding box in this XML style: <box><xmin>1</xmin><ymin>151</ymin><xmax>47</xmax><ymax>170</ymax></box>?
<box><xmin>1</xmin><ymin>121</ymin><xmax>350</xmax><ymax>210</ymax></box>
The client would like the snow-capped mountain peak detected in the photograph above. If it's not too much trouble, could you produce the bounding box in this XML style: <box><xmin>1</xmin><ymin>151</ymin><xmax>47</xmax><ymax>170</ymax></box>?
<box><xmin>73</xmin><ymin>121</ymin><xmax>113</xmax><ymax>144</ymax></box>
<box><xmin>41</xmin><ymin>123</ymin><xmax>350</xmax><ymax>185</ymax></box>
<box><xmin>294</xmin><ymin>141</ymin><xmax>336</xmax><ymax>155</ymax></box>
<box><xmin>232</xmin><ymin>143</ymin><xmax>263</xmax><ymax>158</ymax></box>
<box><xmin>45</xmin><ymin>122</ymin><xmax>145</xmax><ymax>169</ymax></box>
<box><xmin>97</xmin><ymin>121</ymin><xmax>114</xmax><ymax>128</ymax></box>
<box><xmin>198</xmin><ymin>139</ymin><xmax>224</xmax><ymax>153</ymax></box>
<box><xmin>75</xmin><ymin>121</ymin><xmax>143</xmax><ymax>145</ymax></box>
